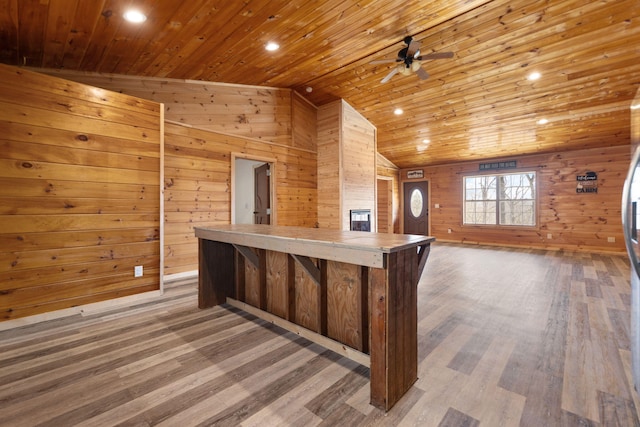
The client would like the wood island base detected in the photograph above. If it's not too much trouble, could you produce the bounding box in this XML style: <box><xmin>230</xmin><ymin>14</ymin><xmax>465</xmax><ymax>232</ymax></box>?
<box><xmin>196</xmin><ymin>224</ymin><xmax>434</xmax><ymax>411</ymax></box>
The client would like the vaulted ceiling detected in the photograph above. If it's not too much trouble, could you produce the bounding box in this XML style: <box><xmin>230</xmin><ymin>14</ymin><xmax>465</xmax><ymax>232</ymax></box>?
<box><xmin>1</xmin><ymin>0</ymin><xmax>639</xmax><ymax>169</ymax></box>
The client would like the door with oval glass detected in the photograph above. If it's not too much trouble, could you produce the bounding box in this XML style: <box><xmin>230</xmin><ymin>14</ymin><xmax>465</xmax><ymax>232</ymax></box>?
<box><xmin>403</xmin><ymin>181</ymin><xmax>429</xmax><ymax>235</ymax></box>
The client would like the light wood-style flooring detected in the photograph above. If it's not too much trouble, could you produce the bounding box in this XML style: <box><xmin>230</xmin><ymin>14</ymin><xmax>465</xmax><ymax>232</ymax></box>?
<box><xmin>1</xmin><ymin>243</ymin><xmax>639</xmax><ymax>426</ymax></box>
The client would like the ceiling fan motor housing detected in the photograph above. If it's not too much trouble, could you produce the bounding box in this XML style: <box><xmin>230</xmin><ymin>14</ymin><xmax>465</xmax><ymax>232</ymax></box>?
<box><xmin>398</xmin><ymin>47</ymin><xmax>409</xmax><ymax>60</ymax></box>
<box><xmin>377</xmin><ymin>36</ymin><xmax>452</xmax><ymax>83</ymax></box>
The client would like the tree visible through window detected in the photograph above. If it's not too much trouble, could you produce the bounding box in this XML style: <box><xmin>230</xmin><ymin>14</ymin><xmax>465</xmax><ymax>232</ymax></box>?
<box><xmin>464</xmin><ymin>172</ymin><xmax>536</xmax><ymax>226</ymax></box>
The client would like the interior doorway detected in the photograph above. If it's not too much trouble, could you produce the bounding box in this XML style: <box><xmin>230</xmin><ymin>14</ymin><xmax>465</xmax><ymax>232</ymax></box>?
<box><xmin>403</xmin><ymin>181</ymin><xmax>429</xmax><ymax>235</ymax></box>
<box><xmin>232</xmin><ymin>155</ymin><xmax>275</xmax><ymax>225</ymax></box>
<box><xmin>253</xmin><ymin>163</ymin><xmax>270</xmax><ymax>224</ymax></box>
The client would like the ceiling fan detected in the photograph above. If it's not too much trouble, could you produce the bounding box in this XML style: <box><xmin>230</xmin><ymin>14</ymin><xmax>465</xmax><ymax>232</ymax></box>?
<box><xmin>371</xmin><ymin>36</ymin><xmax>454</xmax><ymax>83</ymax></box>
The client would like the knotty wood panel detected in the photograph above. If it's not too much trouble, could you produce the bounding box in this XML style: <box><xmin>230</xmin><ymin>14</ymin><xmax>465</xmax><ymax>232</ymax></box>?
<box><xmin>294</xmin><ymin>257</ymin><xmax>320</xmax><ymax>332</ymax></box>
<box><xmin>244</xmin><ymin>257</ymin><xmax>262</xmax><ymax>309</ymax></box>
<box><xmin>401</xmin><ymin>145</ymin><xmax>630</xmax><ymax>252</ymax></box>
<box><xmin>38</xmin><ymin>70</ymin><xmax>319</xmax><ymax>154</ymax></box>
<box><xmin>36</xmin><ymin>70</ymin><xmax>294</xmax><ymax>147</ymax></box>
<box><xmin>164</xmin><ymin>122</ymin><xmax>317</xmax><ymax>276</ymax></box>
<box><xmin>317</xmin><ymin>101</ymin><xmax>342</xmax><ymax>229</ymax></box>
<box><xmin>317</xmin><ymin>100</ymin><xmax>377</xmax><ymax>231</ymax></box>
<box><xmin>342</xmin><ymin>102</ymin><xmax>377</xmax><ymax>231</ymax></box>
<box><xmin>326</xmin><ymin>260</ymin><xmax>362</xmax><ymax>351</ymax></box>
<box><xmin>292</xmin><ymin>91</ymin><xmax>318</xmax><ymax>152</ymax></box>
<box><xmin>266</xmin><ymin>250</ymin><xmax>289</xmax><ymax>319</ymax></box>
<box><xmin>47</xmin><ymin>72</ymin><xmax>320</xmax><ymax>277</ymax></box>
<box><xmin>0</xmin><ymin>64</ymin><xmax>162</xmax><ymax>321</ymax></box>
<box><xmin>377</xmin><ymin>178</ymin><xmax>395</xmax><ymax>234</ymax></box>
<box><xmin>377</xmin><ymin>179</ymin><xmax>391</xmax><ymax>233</ymax></box>
<box><xmin>377</xmin><ymin>153</ymin><xmax>401</xmax><ymax>234</ymax></box>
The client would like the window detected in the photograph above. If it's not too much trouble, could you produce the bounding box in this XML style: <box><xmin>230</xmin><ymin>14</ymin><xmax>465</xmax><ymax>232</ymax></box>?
<box><xmin>409</xmin><ymin>188</ymin><xmax>423</xmax><ymax>218</ymax></box>
<box><xmin>463</xmin><ymin>171</ymin><xmax>536</xmax><ymax>226</ymax></box>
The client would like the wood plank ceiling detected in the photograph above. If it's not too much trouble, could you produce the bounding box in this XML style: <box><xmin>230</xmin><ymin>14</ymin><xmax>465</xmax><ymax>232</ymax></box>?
<box><xmin>1</xmin><ymin>0</ymin><xmax>639</xmax><ymax>169</ymax></box>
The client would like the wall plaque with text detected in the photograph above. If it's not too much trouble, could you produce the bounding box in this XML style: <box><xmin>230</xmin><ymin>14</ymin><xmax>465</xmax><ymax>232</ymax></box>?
<box><xmin>479</xmin><ymin>160</ymin><xmax>517</xmax><ymax>170</ymax></box>
<box><xmin>407</xmin><ymin>170</ymin><xmax>424</xmax><ymax>179</ymax></box>
<box><xmin>576</xmin><ymin>171</ymin><xmax>598</xmax><ymax>193</ymax></box>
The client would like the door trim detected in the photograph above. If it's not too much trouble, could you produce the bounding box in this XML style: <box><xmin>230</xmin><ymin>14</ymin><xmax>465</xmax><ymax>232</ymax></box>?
<box><xmin>231</xmin><ymin>153</ymin><xmax>277</xmax><ymax>225</ymax></box>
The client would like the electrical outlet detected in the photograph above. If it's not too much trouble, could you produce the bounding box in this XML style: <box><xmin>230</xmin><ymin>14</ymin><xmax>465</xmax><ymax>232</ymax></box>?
<box><xmin>447</xmin><ymin>228</ymin><xmax>452</xmax><ymax>234</ymax></box>
<box><xmin>547</xmin><ymin>233</ymin><xmax>552</xmax><ymax>239</ymax></box>
<box><xmin>435</xmin><ymin>203</ymin><xmax>440</xmax><ymax>208</ymax></box>
<box><xmin>134</xmin><ymin>265</ymin><xmax>143</xmax><ymax>277</ymax></box>
<box><xmin>607</xmin><ymin>236</ymin><xmax>616</xmax><ymax>243</ymax></box>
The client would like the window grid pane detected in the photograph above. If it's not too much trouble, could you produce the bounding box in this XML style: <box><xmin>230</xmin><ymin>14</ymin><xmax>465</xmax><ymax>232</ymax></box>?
<box><xmin>464</xmin><ymin>172</ymin><xmax>536</xmax><ymax>226</ymax></box>
<box><xmin>465</xmin><ymin>201</ymin><xmax>497</xmax><ymax>225</ymax></box>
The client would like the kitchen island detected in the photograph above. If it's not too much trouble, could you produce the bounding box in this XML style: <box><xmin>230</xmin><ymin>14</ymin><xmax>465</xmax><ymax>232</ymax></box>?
<box><xmin>195</xmin><ymin>224</ymin><xmax>434</xmax><ymax>411</ymax></box>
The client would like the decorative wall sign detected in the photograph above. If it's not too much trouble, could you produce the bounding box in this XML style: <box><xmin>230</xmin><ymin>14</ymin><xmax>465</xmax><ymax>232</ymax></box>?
<box><xmin>479</xmin><ymin>160</ymin><xmax>517</xmax><ymax>171</ymax></box>
<box><xmin>407</xmin><ymin>169</ymin><xmax>424</xmax><ymax>179</ymax></box>
<box><xmin>576</xmin><ymin>171</ymin><xmax>598</xmax><ymax>193</ymax></box>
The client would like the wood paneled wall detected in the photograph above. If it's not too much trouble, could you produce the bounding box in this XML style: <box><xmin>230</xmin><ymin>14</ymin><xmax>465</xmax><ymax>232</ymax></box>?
<box><xmin>36</xmin><ymin>69</ymin><xmax>319</xmax><ymax>277</ymax></box>
<box><xmin>36</xmin><ymin>70</ymin><xmax>301</xmax><ymax>148</ymax></box>
<box><xmin>342</xmin><ymin>103</ymin><xmax>377</xmax><ymax>230</ymax></box>
<box><xmin>317</xmin><ymin>102</ymin><xmax>342</xmax><ymax>230</ymax></box>
<box><xmin>164</xmin><ymin>122</ymin><xmax>317</xmax><ymax>276</ymax></box>
<box><xmin>317</xmin><ymin>100</ymin><xmax>377</xmax><ymax>231</ymax></box>
<box><xmin>400</xmin><ymin>145</ymin><xmax>630</xmax><ymax>252</ymax></box>
<box><xmin>292</xmin><ymin>92</ymin><xmax>317</xmax><ymax>152</ymax></box>
<box><xmin>377</xmin><ymin>179</ymin><xmax>392</xmax><ymax>233</ymax></box>
<box><xmin>377</xmin><ymin>153</ymin><xmax>400</xmax><ymax>234</ymax></box>
<box><xmin>0</xmin><ymin>64</ymin><xmax>163</xmax><ymax>321</ymax></box>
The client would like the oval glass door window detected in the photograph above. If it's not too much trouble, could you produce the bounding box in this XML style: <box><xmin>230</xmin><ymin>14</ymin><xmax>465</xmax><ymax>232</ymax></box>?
<box><xmin>410</xmin><ymin>188</ymin><xmax>424</xmax><ymax>218</ymax></box>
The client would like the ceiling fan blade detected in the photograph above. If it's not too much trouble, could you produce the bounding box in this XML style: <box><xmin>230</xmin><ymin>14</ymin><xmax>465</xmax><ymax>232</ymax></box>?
<box><xmin>417</xmin><ymin>51</ymin><xmax>454</xmax><ymax>60</ymax></box>
<box><xmin>381</xmin><ymin>67</ymin><xmax>399</xmax><ymax>84</ymax></box>
<box><xmin>415</xmin><ymin>67</ymin><xmax>430</xmax><ymax>80</ymax></box>
<box><xmin>406</xmin><ymin>38</ymin><xmax>421</xmax><ymax>58</ymax></box>
<box><xmin>370</xmin><ymin>59</ymin><xmax>399</xmax><ymax>64</ymax></box>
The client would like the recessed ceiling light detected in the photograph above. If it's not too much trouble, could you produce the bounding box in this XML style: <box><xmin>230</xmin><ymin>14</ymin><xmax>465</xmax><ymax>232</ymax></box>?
<box><xmin>123</xmin><ymin>9</ymin><xmax>146</xmax><ymax>23</ymax></box>
<box><xmin>394</xmin><ymin>108</ymin><xmax>403</xmax><ymax>115</ymax></box>
<box><xmin>537</xmin><ymin>118</ymin><xmax>549</xmax><ymax>125</ymax></box>
<box><xmin>528</xmin><ymin>71</ymin><xmax>541</xmax><ymax>81</ymax></box>
<box><xmin>265</xmin><ymin>42</ymin><xmax>280</xmax><ymax>51</ymax></box>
